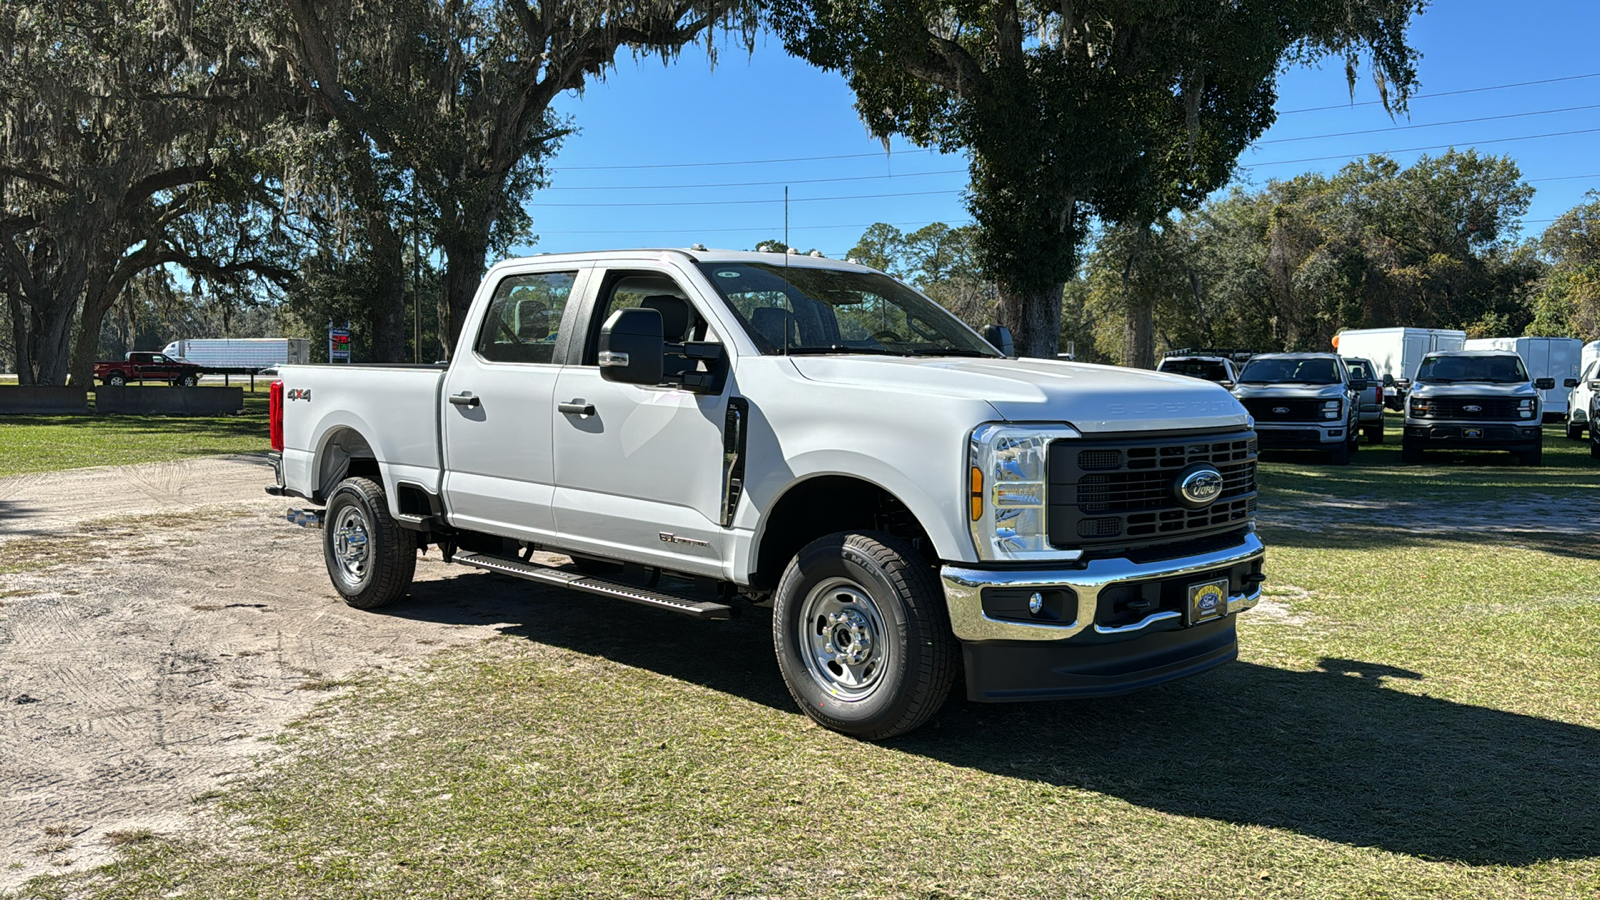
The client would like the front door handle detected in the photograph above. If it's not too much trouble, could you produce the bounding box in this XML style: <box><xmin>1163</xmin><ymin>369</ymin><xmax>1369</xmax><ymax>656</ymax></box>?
<box><xmin>449</xmin><ymin>391</ymin><xmax>480</xmax><ymax>408</ymax></box>
<box><xmin>558</xmin><ymin>399</ymin><xmax>596</xmax><ymax>416</ymax></box>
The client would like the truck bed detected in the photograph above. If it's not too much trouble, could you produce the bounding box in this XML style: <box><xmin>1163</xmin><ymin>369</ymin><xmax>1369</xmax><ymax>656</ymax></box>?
<box><xmin>277</xmin><ymin>364</ymin><xmax>448</xmax><ymax>501</ymax></box>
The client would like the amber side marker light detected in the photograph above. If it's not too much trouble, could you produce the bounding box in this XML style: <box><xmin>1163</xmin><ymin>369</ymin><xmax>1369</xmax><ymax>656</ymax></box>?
<box><xmin>969</xmin><ymin>466</ymin><xmax>983</xmax><ymax>521</ymax></box>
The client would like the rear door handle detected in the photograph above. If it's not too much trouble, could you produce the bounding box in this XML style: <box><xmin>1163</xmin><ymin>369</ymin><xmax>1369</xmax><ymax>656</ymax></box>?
<box><xmin>449</xmin><ymin>391</ymin><xmax>480</xmax><ymax>408</ymax></box>
<box><xmin>558</xmin><ymin>399</ymin><xmax>595</xmax><ymax>416</ymax></box>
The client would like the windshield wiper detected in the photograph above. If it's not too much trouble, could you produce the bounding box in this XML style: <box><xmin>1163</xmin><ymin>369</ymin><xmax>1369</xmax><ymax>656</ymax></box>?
<box><xmin>781</xmin><ymin>346</ymin><xmax>915</xmax><ymax>357</ymax></box>
<box><xmin>905</xmin><ymin>348</ymin><xmax>997</xmax><ymax>358</ymax></box>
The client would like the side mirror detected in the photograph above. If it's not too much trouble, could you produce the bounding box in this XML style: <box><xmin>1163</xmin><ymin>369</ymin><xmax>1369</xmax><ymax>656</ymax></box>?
<box><xmin>1396</xmin><ymin>378</ymin><xmax>1412</xmax><ymax>390</ymax></box>
<box><xmin>598</xmin><ymin>307</ymin><xmax>664</xmax><ymax>386</ymax></box>
<box><xmin>1220</xmin><ymin>381</ymin><xmax>1235</xmax><ymax>390</ymax></box>
<box><xmin>1534</xmin><ymin>377</ymin><xmax>1555</xmax><ymax>391</ymax></box>
<box><xmin>1564</xmin><ymin>378</ymin><xmax>1579</xmax><ymax>388</ymax></box>
<box><xmin>981</xmin><ymin>324</ymin><xmax>1015</xmax><ymax>358</ymax></box>
<box><xmin>1590</xmin><ymin>380</ymin><xmax>1600</xmax><ymax>391</ymax></box>
<box><xmin>1349</xmin><ymin>378</ymin><xmax>1368</xmax><ymax>392</ymax></box>
<box><xmin>1382</xmin><ymin>374</ymin><xmax>1396</xmax><ymax>387</ymax></box>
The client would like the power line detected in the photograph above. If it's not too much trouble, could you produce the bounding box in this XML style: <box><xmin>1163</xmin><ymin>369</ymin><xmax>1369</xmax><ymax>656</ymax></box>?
<box><xmin>532</xmin><ymin>219</ymin><xmax>972</xmax><ymax>236</ymax></box>
<box><xmin>554</xmin><ymin>147</ymin><xmax>944</xmax><ymax>172</ymax></box>
<box><xmin>1277</xmin><ymin>72</ymin><xmax>1600</xmax><ymax>115</ymax></box>
<box><xmin>1255</xmin><ymin>103</ymin><xmax>1600</xmax><ymax>145</ymax></box>
<box><xmin>1528</xmin><ymin>173</ymin><xmax>1600</xmax><ymax>183</ymax></box>
<box><xmin>538</xmin><ymin>73</ymin><xmax>1600</xmax><ymax>178</ymax></box>
<box><xmin>1241</xmin><ymin>126</ymin><xmax>1600</xmax><ymax>169</ymax></box>
<box><xmin>541</xmin><ymin>168</ymin><xmax>967</xmax><ymax>191</ymax></box>
<box><xmin>528</xmin><ymin>188</ymin><xmax>961</xmax><ymax>208</ymax></box>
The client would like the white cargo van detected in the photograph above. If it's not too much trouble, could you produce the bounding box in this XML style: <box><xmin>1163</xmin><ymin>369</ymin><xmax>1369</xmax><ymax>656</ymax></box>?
<box><xmin>1463</xmin><ymin>337</ymin><xmax>1582</xmax><ymax>419</ymax></box>
<box><xmin>1334</xmin><ymin>327</ymin><xmax>1466</xmax><ymax>409</ymax></box>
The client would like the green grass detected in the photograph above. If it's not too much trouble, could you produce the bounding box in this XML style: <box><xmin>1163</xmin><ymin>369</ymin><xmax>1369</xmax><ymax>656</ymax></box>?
<box><xmin>9</xmin><ymin>412</ymin><xmax>1600</xmax><ymax>899</ymax></box>
<box><xmin>0</xmin><ymin>391</ymin><xmax>270</xmax><ymax>477</ymax></box>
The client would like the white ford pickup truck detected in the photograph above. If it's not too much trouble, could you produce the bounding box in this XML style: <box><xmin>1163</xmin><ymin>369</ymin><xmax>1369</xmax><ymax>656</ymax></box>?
<box><xmin>267</xmin><ymin>249</ymin><xmax>1265</xmax><ymax>739</ymax></box>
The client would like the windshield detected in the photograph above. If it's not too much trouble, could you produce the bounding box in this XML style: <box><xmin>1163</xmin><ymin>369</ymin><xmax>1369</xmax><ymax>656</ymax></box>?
<box><xmin>1158</xmin><ymin>359</ymin><xmax>1230</xmax><ymax>381</ymax></box>
<box><xmin>1415</xmin><ymin>354</ymin><xmax>1528</xmax><ymax>384</ymax></box>
<box><xmin>1237</xmin><ymin>357</ymin><xmax>1342</xmax><ymax>385</ymax></box>
<box><xmin>1343</xmin><ymin>359</ymin><xmax>1371</xmax><ymax>380</ymax></box>
<box><xmin>695</xmin><ymin>263</ymin><xmax>1000</xmax><ymax>358</ymax></box>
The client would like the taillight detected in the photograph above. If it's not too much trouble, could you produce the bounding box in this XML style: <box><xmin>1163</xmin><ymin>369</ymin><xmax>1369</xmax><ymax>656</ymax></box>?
<box><xmin>269</xmin><ymin>379</ymin><xmax>284</xmax><ymax>452</ymax></box>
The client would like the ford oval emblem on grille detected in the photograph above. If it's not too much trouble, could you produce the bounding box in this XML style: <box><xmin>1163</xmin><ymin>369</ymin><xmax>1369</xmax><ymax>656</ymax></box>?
<box><xmin>1464</xmin><ymin>404</ymin><xmax>1482</xmax><ymax>413</ymax></box>
<box><xmin>1175</xmin><ymin>464</ymin><xmax>1225</xmax><ymax>509</ymax></box>
<box><xmin>1273</xmin><ymin>406</ymin><xmax>1290</xmax><ymax>414</ymax></box>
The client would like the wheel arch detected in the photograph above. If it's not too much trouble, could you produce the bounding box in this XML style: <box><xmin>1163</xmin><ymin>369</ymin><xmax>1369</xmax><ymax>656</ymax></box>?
<box><xmin>747</xmin><ymin>473</ymin><xmax>938</xmax><ymax>592</ymax></box>
<box><xmin>311</xmin><ymin>424</ymin><xmax>383</xmax><ymax>502</ymax></box>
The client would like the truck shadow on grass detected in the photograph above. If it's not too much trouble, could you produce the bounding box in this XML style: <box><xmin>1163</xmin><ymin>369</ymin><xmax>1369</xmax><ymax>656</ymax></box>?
<box><xmin>393</xmin><ymin>573</ymin><xmax>1599</xmax><ymax>868</ymax></box>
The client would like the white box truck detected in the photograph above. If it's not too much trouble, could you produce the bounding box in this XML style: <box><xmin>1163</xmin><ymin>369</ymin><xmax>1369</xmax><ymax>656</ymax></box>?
<box><xmin>162</xmin><ymin>338</ymin><xmax>311</xmax><ymax>370</ymax></box>
<box><xmin>1463</xmin><ymin>337</ymin><xmax>1582</xmax><ymax>418</ymax></box>
<box><xmin>1333</xmin><ymin>327</ymin><xmax>1466</xmax><ymax>409</ymax></box>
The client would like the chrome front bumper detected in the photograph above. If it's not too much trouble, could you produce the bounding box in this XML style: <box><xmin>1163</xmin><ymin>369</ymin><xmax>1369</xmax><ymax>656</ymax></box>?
<box><xmin>940</xmin><ymin>532</ymin><xmax>1265</xmax><ymax>643</ymax></box>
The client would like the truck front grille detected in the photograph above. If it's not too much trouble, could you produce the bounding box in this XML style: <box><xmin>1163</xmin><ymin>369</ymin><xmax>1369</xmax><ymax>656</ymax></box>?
<box><xmin>1048</xmin><ymin>430</ymin><xmax>1257</xmax><ymax>551</ymax></box>
<box><xmin>1422</xmin><ymin>397</ymin><xmax>1521</xmax><ymax>420</ymax></box>
<box><xmin>1240</xmin><ymin>398</ymin><xmax>1322</xmax><ymax>421</ymax></box>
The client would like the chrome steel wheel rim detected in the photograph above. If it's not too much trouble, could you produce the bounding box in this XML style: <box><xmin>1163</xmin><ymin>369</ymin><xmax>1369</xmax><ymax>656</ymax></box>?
<box><xmin>331</xmin><ymin>504</ymin><xmax>371</xmax><ymax>587</ymax></box>
<box><xmin>799</xmin><ymin>577</ymin><xmax>890</xmax><ymax>702</ymax></box>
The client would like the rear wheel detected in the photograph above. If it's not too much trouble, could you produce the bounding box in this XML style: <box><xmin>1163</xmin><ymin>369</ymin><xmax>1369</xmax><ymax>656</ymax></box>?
<box><xmin>1591</xmin><ymin>428</ymin><xmax>1600</xmax><ymax>459</ymax></box>
<box><xmin>772</xmin><ymin>531</ymin><xmax>957</xmax><ymax>740</ymax></box>
<box><xmin>323</xmin><ymin>476</ymin><xmax>416</xmax><ymax>609</ymax></box>
<box><xmin>104</xmin><ymin>372</ymin><xmax>126</xmax><ymax>387</ymax></box>
<box><xmin>1568</xmin><ymin>421</ymin><xmax>1585</xmax><ymax>441</ymax></box>
<box><xmin>1365</xmin><ymin>424</ymin><xmax>1385</xmax><ymax>444</ymax></box>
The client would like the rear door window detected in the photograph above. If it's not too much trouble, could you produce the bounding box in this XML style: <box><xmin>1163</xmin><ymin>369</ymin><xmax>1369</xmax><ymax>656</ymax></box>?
<box><xmin>474</xmin><ymin>271</ymin><xmax>580</xmax><ymax>365</ymax></box>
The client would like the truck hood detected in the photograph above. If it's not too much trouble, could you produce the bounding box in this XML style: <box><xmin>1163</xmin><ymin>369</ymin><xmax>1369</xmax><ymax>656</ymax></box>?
<box><xmin>787</xmin><ymin>356</ymin><xmax>1248</xmax><ymax>433</ymax></box>
<box><xmin>1410</xmin><ymin>382</ymin><xmax>1538</xmax><ymax>400</ymax></box>
<box><xmin>1231</xmin><ymin>383</ymin><xmax>1347</xmax><ymax>401</ymax></box>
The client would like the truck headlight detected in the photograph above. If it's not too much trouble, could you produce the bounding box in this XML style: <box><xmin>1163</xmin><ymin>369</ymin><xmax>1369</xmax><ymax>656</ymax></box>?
<box><xmin>1410</xmin><ymin>398</ymin><xmax>1431</xmax><ymax>418</ymax></box>
<box><xmin>967</xmin><ymin>423</ymin><xmax>1079</xmax><ymax>561</ymax></box>
<box><xmin>1323</xmin><ymin>399</ymin><xmax>1341</xmax><ymax>420</ymax></box>
<box><xmin>1519</xmin><ymin>398</ymin><xmax>1537</xmax><ymax>419</ymax></box>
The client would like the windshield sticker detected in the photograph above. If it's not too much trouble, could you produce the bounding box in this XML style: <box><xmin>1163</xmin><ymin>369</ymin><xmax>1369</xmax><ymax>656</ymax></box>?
<box><xmin>716</xmin><ymin>270</ymin><xmax>740</xmax><ymax>278</ymax></box>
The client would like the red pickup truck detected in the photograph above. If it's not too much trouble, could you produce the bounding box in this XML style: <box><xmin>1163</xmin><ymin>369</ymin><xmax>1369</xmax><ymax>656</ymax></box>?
<box><xmin>94</xmin><ymin>352</ymin><xmax>204</xmax><ymax>387</ymax></box>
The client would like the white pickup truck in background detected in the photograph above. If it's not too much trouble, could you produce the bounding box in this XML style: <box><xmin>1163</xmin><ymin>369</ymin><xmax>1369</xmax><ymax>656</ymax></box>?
<box><xmin>267</xmin><ymin>249</ymin><xmax>1265</xmax><ymax>739</ymax></box>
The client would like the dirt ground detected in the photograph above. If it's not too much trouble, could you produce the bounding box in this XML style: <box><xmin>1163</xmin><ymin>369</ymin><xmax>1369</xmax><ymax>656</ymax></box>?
<box><xmin>0</xmin><ymin>455</ymin><xmax>572</xmax><ymax>890</ymax></box>
<box><xmin>1</xmin><ymin>454</ymin><xmax>1591</xmax><ymax>891</ymax></box>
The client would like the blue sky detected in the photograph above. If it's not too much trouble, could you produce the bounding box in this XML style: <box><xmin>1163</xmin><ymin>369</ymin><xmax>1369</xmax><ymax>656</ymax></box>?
<box><xmin>526</xmin><ymin>0</ymin><xmax>1600</xmax><ymax>260</ymax></box>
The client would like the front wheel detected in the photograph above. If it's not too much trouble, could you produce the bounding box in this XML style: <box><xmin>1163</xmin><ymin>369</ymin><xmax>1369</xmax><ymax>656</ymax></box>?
<box><xmin>1327</xmin><ymin>441</ymin><xmax>1351</xmax><ymax>465</ymax></box>
<box><xmin>1517</xmin><ymin>445</ymin><xmax>1543</xmax><ymax>467</ymax></box>
<box><xmin>1365</xmin><ymin>424</ymin><xmax>1385</xmax><ymax>444</ymax></box>
<box><xmin>322</xmin><ymin>476</ymin><xmax>416</xmax><ymax>609</ymax></box>
<box><xmin>178</xmin><ymin>374</ymin><xmax>198</xmax><ymax>387</ymax></box>
<box><xmin>772</xmin><ymin>531</ymin><xmax>957</xmax><ymax>740</ymax></box>
<box><xmin>1401</xmin><ymin>442</ymin><xmax>1423</xmax><ymax>465</ymax></box>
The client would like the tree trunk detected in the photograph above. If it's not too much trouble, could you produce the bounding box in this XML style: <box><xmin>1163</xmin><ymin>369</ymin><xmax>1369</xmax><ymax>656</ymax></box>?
<box><xmin>995</xmin><ymin>280</ymin><xmax>1065</xmax><ymax>358</ymax></box>
<box><xmin>436</xmin><ymin>188</ymin><xmax>500</xmax><ymax>356</ymax></box>
<box><xmin>1123</xmin><ymin>293</ymin><xmax>1155</xmax><ymax>369</ymax></box>
<box><xmin>368</xmin><ymin>221</ymin><xmax>408</xmax><ymax>363</ymax></box>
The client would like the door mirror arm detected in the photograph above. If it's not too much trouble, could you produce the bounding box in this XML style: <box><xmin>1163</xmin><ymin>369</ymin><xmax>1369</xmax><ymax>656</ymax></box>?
<box><xmin>665</xmin><ymin>341</ymin><xmax>727</xmax><ymax>394</ymax></box>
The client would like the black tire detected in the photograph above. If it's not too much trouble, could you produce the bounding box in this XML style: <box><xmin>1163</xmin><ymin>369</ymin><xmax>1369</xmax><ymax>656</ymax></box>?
<box><xmin>322</xmin><ymin>476</ymin><xmax>416</xmax><ymax>609</ymax></box>
<box><xmin>772</xmin><ymin>531</ymin><xmax>957</xmax><ymax>740</ymax></box>
<box><xmin>1567</xmin><ymin>422</ymin><xmax>1585</xmax><ymax>441</ymax></box>
<box><xmin>1517</xmin><ymin>445</ymin><xmax>1543</xmax><ymax>467</ymax></box>
<box><xmin>179</xmin><ymin>374</ymin><xmax>198</xmax><ymax>387</ymax></box>
<box><xmin>105</xmin><ymin>371</ymin><xmax>126</xmax><ymax>387</ymax></box>
<box><xmin>1327</xmin><ymin>441</ymin><xmax>1350</xmax><ymax>465</ymax></box>
<box><xmin>1401</xmin><ymin>441</ymin><xmax>1423</xmax><ymax>465</ymax></box>
<box><xmin>1365</xmin><ymin>424</ymin><xmax>1385</xmax><ymax>444</ymax></box>
<box><xmin>1591</xmin><ymin>433</ymin><xmax>1600</xmax><ymax>459</ymax></box>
